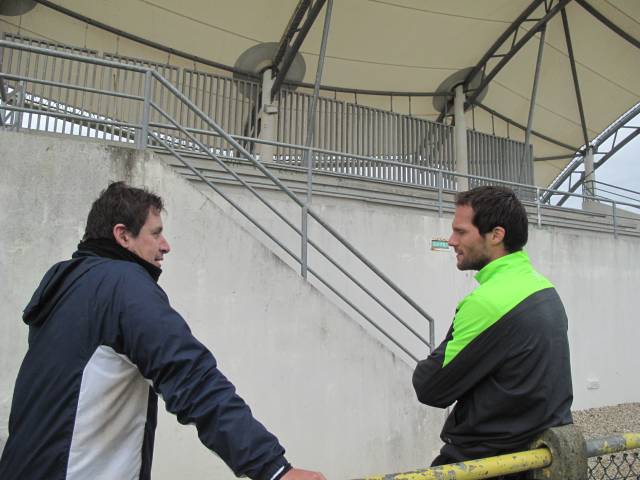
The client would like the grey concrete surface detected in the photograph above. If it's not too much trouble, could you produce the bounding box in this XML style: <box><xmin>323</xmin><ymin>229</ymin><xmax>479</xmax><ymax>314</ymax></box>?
<box><xmin>2</xmin><ymin>129</ymin><xmax>639</xmax><ymax>478</ymax></box>
<box><xmin>0</xmin><ymin>131</ymin><xmax>442</xmax><ymax>479</ymax></box>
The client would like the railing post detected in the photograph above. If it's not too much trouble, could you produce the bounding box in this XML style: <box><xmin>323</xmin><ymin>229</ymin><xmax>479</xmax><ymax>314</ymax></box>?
<box><xmin>454</xmin><ymin>84</ymin><xmax>469</xmax><ymax>191</ymax></box>
<box><xmin>530</xmin><ymin>425</ymin><xmax>587</xmax><ymax>480</ymax></box>
<box><xmin>612</xmin><ymin>201</ymin><xmax>618</xmax><ymax>237</ymax></box>
<box><xmin>301</xmin><ymin>204</ymin><xmax>309</xmax><ymax>279</ymax></box>
<box><xmin>15</xmin><ymin>81</ymin><xmax>25</xmax><ymax>131</ymax></box>
<box><xmin>536</xmin><ymin>187</ymin><xmax>542</xmax><ymax>227</ymax></box>
<box><xmin>437</xmin><ymin>169</ymin><xmax>443</xmax><ymax>217</ymax></box>
<box><xmin>301</xmin><ymin>145</ymin><xmax>314</xmax><ymax>279</ymax></box>
<box><xmin>300</xmin><ymin>0</ymin><xmax>332</xmax><ymax>278</ymax></box>
<box><xmin>138</xmin><ymin>70</ymin><xmax>152</xmax><ymax>150</ymax></box>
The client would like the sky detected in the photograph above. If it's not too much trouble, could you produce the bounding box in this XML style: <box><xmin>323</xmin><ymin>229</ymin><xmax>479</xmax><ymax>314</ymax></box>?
<box><xmin>554</xmin><ymin>114</ymin><xmax>640</xmax><ymax>212</ymax></box>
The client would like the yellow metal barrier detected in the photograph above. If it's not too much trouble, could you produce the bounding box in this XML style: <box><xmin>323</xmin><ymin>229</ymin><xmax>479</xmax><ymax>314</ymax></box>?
<box><xmin>355</xmin><ymin>430</ymin><xmax>640</xmax><ymax>480</ymax></box>
<box><xmin>356</xmin><ymin>448</ymin><xmax>552</xmax><ymax>480</ymax></box>
<box><xmin>585</xmin><ymin>432</ymin><xmax>640</xmax><ymax>457</ymax></box>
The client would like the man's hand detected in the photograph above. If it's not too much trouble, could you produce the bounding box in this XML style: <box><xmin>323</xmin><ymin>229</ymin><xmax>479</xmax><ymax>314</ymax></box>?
<box><xmin>281</xmin><ymin>467</ymin><xmax>327</xmax><ymax>480</ymax></box>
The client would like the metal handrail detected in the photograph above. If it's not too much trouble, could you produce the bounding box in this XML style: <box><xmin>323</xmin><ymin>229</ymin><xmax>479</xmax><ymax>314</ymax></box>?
<box><xmin>148</xmin><ymin>101</ymin><xmax>432</xmax><ymax>359</ymax></box>
<box><xmin>148</xmin><ymin>124</ymin><xmax>640</xmax><ymax>214</ymax></box>
<box><xmin>0</xmin><ymin>39</ymin><xmax>436</xmax><ymax>358</ymax></box>
<box><xmin>354</xmin><ymin>433</ymin><xmax>640</xmax><ymax>480</ymax></box>
<box><xmin>146</xmin><ymin>71</ymin><xmax>436</xmax><ymax>350</ymax></box>
<box><xmin>132</xmin><ymin>118</ymin><xmax>640</xmax><ymax>214</ymax></box>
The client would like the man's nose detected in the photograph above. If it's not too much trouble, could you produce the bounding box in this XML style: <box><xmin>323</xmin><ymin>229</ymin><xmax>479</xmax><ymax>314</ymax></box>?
<box><xmin>448</xmin><ymin>234</ymin><xmax>456</xmax><ymax>246</ymax></box>
<box><xmin>160</xmin><ymin>236</ymin><xmax>171</xmax><ymax>254</ymax></box>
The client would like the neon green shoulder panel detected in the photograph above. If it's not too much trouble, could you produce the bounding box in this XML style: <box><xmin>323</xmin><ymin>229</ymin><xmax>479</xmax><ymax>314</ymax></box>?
<box><xmin>443</xmin><ymin>251</ymin><xmax>553</xmax><ymax>366</ymax></box>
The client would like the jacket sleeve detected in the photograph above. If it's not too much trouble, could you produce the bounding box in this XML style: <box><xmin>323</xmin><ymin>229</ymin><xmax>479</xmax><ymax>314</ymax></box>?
<box><xmin>115</xmin><ymin>267</ymin><xmax>289</xmax><ymax>480</ymax></box>
<box><xmin>412</xmin><ymin>301</ymin><xmax>508</xmax><ymax>408</ymax></box>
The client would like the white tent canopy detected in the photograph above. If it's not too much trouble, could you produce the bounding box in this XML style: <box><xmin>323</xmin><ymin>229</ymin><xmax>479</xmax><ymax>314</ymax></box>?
<box><xmin>1</xmin><ymin>0</ymin><xmax>639</xmax><ymax>188</ymax></box>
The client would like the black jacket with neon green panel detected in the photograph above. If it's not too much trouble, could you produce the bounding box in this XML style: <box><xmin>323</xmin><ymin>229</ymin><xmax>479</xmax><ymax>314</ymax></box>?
<box><xmin>413</xmin><ymin>251</ymin><xmax>573</xmax><ymax>461</ymax></box>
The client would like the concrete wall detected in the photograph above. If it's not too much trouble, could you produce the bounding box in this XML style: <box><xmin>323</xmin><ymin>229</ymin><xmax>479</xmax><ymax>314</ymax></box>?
<box><xmin>1</xmin><ymin>130</ymin><xmax>639</xmax><ymax>478</ymax></box>
<box><xmin>0</xmin><ymin>131</ymin><xmax>443</xmax><ymax>479</ymax></box>
<box><xmin>187</xmin><ymin>163</ymin><xmax>640</xmax><ymax>412</ymax></box>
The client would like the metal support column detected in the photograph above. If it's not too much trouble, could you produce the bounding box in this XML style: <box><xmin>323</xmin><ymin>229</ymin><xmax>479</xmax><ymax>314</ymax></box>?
<box><xmin>301</xmin><ymin>0</ymin><xmax>332</xmax><ymax>279</ymax></box>
<box><xmin>561</xmin><ymin>7</ymin><xmax>590</xmax><ymax>149</ymax></box>
<box><xmin>137</xmin><ymin>70</ymin><xmax>152</xmax><ymax>150</ymax></box>
<box><xmin>454</xmin><ymin>84</ymin><xmax>469</xmax><ymax>191</ymax></box>
<box><xmin>583</xmin><ymin>146</ymin><xmax>595</xmax><ymax>197</ymax></box>
<box><xmin>520</xmin><ymin>26</ymin><xmax>546</xmax><ymax>182</ymax></box>
<box><xmin>257</xmin><ymin>68</ymin><xmax>277</xmax><ymax>162</ymax></box>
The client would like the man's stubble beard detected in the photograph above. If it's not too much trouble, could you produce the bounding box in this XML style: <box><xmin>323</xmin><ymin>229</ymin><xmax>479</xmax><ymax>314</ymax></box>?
<box><xmin>457</xmin><ymin>255</ymin><xmax>490</xmax><ymax>272</ymax></box>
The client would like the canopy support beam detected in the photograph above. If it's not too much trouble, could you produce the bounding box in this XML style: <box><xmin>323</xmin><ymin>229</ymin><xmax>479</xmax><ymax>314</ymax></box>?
<box><xmin>271</xmin><ymin>0</ymin><xmax>327</xmax><ymax>100</ymax></box>
<box><xmin>561</xmin><ymin>7</ymin><xmax>590</xmax><ymax>149</ymax></box>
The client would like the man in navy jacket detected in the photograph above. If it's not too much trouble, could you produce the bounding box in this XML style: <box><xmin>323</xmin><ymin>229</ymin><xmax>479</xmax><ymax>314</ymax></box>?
<box><xmin>0</xmin><ymin>182</ymin><xmax>325</xmax><ymax>480</ymax></box>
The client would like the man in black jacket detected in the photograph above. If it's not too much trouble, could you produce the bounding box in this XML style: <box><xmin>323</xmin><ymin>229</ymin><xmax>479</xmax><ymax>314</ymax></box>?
<box><xmin>413</xmin><ymin>186</ymin><xmax>573</xmax><ymax>478</ymax></box>
<box><xmin>0</xmin><ymin>182</ymin><xmax>325</xmax><ymax>480</ymax></box>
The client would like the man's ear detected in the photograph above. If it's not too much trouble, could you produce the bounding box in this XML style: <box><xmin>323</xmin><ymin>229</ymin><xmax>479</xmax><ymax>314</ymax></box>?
<box><xmin>113</xmin><ymin>223</ymin><xmax>130</xmax><ymax>249</ymax></box>
<box><xmin>490</xmin><ymin>226</ymin><xmax>506</xmax><ymax>246</ymax></box>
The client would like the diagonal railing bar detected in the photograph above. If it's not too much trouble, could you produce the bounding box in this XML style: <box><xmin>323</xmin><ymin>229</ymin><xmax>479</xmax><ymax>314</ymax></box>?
<box><xmin>0</xmin><ymin>103</ymin><xmax>140</xmax><ymax>131</ymax></box>
<box><xmin>0</xmin><ymin>39</ymin><xmax>436</xmax><ymax>356</ymax></box>
<box><xmin>148</xmin><ymin>132</ymin><xmax>422</xmax><ymax>360</ymax></box>
<box><xmin>149</xmin><ymin>130</ymin><xmax>421</xmax><ymax>361</ymax></box>
<box><xmin>149</xmin><ymin>69</ymin><xmax>437</xmax><ymax>346</ymax></box>
<box><xmin>0</xmin><ymin>72</ymin><xmax>144</xmax><ymax>101</ymax></box>
<box><xmin>149</xmin><ymin>100</ymin><xmax>433</xmax><ymax>351</ymax></box>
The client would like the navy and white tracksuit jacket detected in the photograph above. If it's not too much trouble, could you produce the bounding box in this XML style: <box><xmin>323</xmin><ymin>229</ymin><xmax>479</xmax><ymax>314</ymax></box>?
<box><xmin>0</xmin><ymin>253</ymin><xmax>289</xmax><ymax>479</ymax></box>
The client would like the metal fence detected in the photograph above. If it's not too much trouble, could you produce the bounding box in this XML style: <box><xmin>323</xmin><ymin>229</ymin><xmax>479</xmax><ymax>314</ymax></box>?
<box><xmin>468</xmin><ymin>129</ymin><xmax>534</xmax><ymax>187</ymax></box>
<box><xmin>588</xmin><ymin>452</ymin><xmax>640</xmax><ymax>480</ymax></box>
<box><xmin>1</xmin><ymin>32</ymin><xmax>537</xmax><ymax>190</ymax></box>
<box><xmin>2</xmin><ymin>37</ymin><xmax>639</xmax><ymax>239</ymax></box>
<box><xmin>276</xmin><ymin>88</ymin><xmax>457</xmax><ymax>187</ymax></box>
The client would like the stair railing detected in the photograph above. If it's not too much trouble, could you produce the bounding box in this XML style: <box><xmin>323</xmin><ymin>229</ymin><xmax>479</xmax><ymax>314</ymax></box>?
<box><xmin>0</xmin><ymin>40</ymin><xmax>436</xmax><ymax>361</ymax></box>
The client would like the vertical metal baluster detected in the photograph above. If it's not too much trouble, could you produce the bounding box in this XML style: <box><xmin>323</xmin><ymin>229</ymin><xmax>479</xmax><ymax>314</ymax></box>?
<box><xmin>536</xmin><ymin>187</ymin><xmax>542</xmax><ymax>227</ymax></box>
<box><xmin>438</xmin><ymin>169</ymin><xmax>443</xmax><ymax>217</ymax></box>
<box><xmin>331</xmin><ymin>98</ymin><xmax>337</xmax><ymax>169</ymax></box>
<box><xmin>121</xmin><ymin>66</ymin><xmax>130</xmax><ymax>142</ymax></box>
<box><xmin>324</xmin><ymin>97</ymin><xmax>329</xmax><ymax>169</ymax></box>
<box><xmin>282</xmin><ymin>91</ymin><xmax>294</xmax><ymax>159</ymax></box>
<box><xmin>225</xmin><ymin>78</ymin><xmax>232</xmax><ymax>152</ymax></box>
<box><xmin>96</xmin><ymin>59</ymin><xmax>105</xmax><ymax>139</ymax></box>
<box><xmin>89</xmin><ymin>59</ymin><xmax>98</xmax><ymax>138</ymax></box>
<box><xmin>46</xmin><ymin>53</ymin><xmax>58</xmax><ymax>133</ymax></box>
<box><xmin>194</xmin><ymin>72</ymin><xmax>202</xmax><ymax>149</ymax></box>
<box><xmin>138</xmin><ymin>69</ymin><xmax>151</xmax><ymax>150</ymax></box>
<box><xmin>64</xmin><ymin>53</ymin><xmax>74</xmax><ymax>137</ymax></box>
<box><xmin>234</xmin><ymin>76</ymin><xmax>241</xmax><ymax>139</ymax></box>
<box><xmin>81</xmin><ymin>57</ymin><xmax>91</xmax><ymax>137</ymax></box>
<box><xmin>212</xmin><ymin>75</ymin><xmax>220</xmax><ymax>151</ymax></box>
<box><xmin>20</xmin><ymin>45</ymin><xmax>29</xmax><ymax>131</ymax></box>
<box><xmin>36</xmin><ymin>50</ymin><xmax>47</xmax><ymax>131</ymax></box>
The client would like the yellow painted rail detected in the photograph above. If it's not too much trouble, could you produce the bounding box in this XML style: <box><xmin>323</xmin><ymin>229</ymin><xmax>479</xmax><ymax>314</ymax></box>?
<box><xmin>355</xmin><ymin>447</ymin><xmax>552</xmax><ymax>480</ymax></box>
<box><xmin>586</xmin><ymin>433</ymin><xmax>640</xmax><ymax>457</ymax></box>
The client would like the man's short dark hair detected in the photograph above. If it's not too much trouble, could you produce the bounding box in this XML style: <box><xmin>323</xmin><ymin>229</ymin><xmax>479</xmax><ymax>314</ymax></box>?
<box><xmin>456</xmin><ymin>186</ymin><xmax>528</xmax><ymax>252</ymax></box>
<box><xmin>83</xmin><ymin>182</ymin><xmax>164</xmax><ymax>240</ymax></box>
